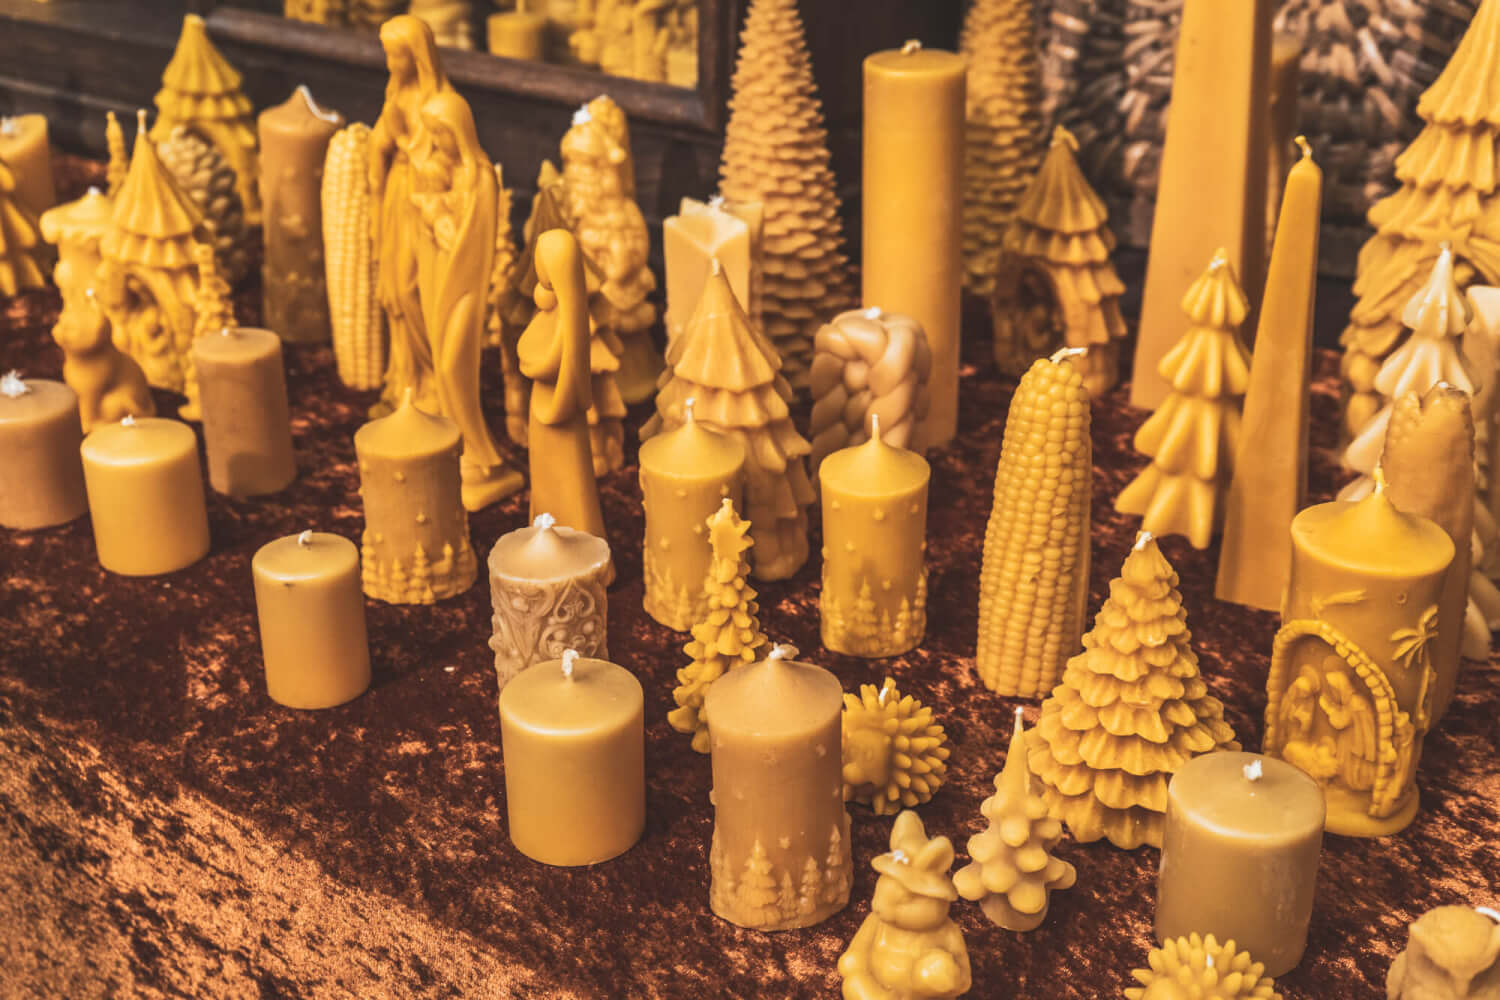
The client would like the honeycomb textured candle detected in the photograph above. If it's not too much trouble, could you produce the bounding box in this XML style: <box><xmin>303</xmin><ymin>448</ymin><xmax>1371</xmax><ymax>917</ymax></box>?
<box><xmin>1027</xmin><ymin>534</ymin><xmax>1240</xmax><ymax>849</ymax></box>
<box><xmin>1126</xmin><ymin>933</ymin><xmax>1282</xmax><ymax>1000</ymax></box>
<box><xmin>975</xmin><ymin>351</ymin><xmax>1091</xmax><ymax>697</ymax></box>
<box><xmin>841</xmin><ymin>678</ymin><xmax>950</xmax><ymax>816</ymax></box>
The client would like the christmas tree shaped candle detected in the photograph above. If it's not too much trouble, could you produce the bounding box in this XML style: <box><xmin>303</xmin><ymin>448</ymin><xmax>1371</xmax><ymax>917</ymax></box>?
<box><xmin>0</xmin><ymin>156</ymin><xmax>46</xmax><ymax>297</ymax></box>
<box><xmin>1116</xmin><ymin>250</ymin><xmax>1252</xmax><ymax>549</ymax></box>
<box><xmin>1028</xmin><ymin>533</ymin><xmax>1241</xmax><ymax>849</ymax></box>
<box><xmin>954</xmin><ymin>707</ymin><xmax>1076</xmax><ymax>931</ymax></box>
<box><xmin>718</xmin><ymin>0</ymin><xmax>853</xmax><ymax>391</ymax></box>
<box><xmin>975</xmin><ymin>349</ymin><xmax>1091</xmax><ymax>697</ymax></box>
<box><xmin>150</xmin><ymin>15</ymin><xmax>260</xmax><ymax>223</ymax></box>
<box><xmin>841</xmin><ymin>678</ymin><xmax>950</xmax><ymax>816</ymax></box>
<box><xmin>642</xmin><ymin>266</ymin><xmax>814</xmax><ymax>581</ymax></box>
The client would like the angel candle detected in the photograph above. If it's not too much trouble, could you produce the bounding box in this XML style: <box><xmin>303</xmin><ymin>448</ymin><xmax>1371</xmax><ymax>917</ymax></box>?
<box><xmin>0</xmin><ymin>373</ymin><xmax>88</xmax><ymax>530</ymax></box>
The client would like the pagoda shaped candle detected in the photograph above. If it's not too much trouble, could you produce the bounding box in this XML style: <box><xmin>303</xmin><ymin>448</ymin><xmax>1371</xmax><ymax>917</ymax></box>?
<box><xmin>0</xmin><ymin>155</ymin><xmax>46</xmax><ymax>297</ymax></box>
<box><xmin>1028</xmin><ymin>533</ymin><xmax>1241</xmax><ymax>849</ymax></box>
<box><xmin>975</xmin><ymin>349</ymin><xmax>1091</xmax><ymax>697</ymax></box>
<box><xmin>1116</xmin><ymin>250</ymin><xmax>1252</xmax><ymax>549</ymax></box>
<box><xmin>642</xmin><ymin>265</ymin><xmax>814</xmax><ymax>582</ymax></box>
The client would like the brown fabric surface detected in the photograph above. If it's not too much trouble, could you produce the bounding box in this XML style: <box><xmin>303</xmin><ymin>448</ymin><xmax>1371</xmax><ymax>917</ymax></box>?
<box><xmin>1</xmin><ymin>157</ymin><xmax>1497</xmax><ymax>999</ymax></box>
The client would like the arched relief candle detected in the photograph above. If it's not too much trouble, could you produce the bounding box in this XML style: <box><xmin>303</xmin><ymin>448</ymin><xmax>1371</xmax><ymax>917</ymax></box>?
<box><xmin>487</xmin><ymin>513</ymin><xmax>611</xmax><ymax>691</ymax></box>
<box><xmin>818</xmin><ymin>414</ymin><xmax>930</xmax><ymax>657</ymax></box>
<box><xmin>0</xmin><ymin>371</ymin><xmax>88</xmax><ymax>530</ymax></box>
<box><xmin>638</xmin><ymin>397</ymin><xmax>746</xmax><ymax>631</ymax></box>
<box><xmin>193</xmin><ymin>326</ymin><xmax>297</xmax><ymax>497</ymax></box>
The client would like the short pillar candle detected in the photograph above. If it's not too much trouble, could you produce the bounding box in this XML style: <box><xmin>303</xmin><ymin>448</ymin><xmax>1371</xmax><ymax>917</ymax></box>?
<box><xmin>252</xmin><ymin>530</ymin><xmax>371</xmax><ymax>709</ymax></box>
<box><xmin>487</xmin><ymin>10</ymin><xmax>547</xmax><ymax>61</ymax></box>
<box><xmin>0</xmin><ymin>372</ymin><xmax>88</xmax><ymax>530</ymax></box>
<box><xmin>1155</xmin><ymin>751</ymin><xmax>1325</xmax><ymax>978</ymax></box>
<box><xmin>498</xmin><ymin>650</ymin><xmax>645</xmax><ymax>866</ymax></box>
<box><xmin>80</xmin><ymin>415</ymin><xmax>210</xmax><ymax>575</ymax></box>
<box><xmin>193</xmin><ymin>326</ymin><xmax>297</xmax><ymax>497</ymax></box>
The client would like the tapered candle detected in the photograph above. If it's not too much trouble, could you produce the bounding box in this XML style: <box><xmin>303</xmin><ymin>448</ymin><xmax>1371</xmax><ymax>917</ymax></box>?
<box><xmin>0</xmin><ymin>114</ymin><xmax>56</xmax><ymax>219</ymax></box>
<box><xmin>193</xmin><ymin>326</ymin><xmax>297</xmax><ymax>497</ymax></box>
<box><xmin>1264</xmin><ymin>33</ymin><xmax>1301</xmax><ymax>248</ymax></box>
<box><xmin>0</xmin><ymin>372</ymin><xmax>88</xmax><ymax>530</ymax></box>
<box><xmin>863</xmin><ymin>42</ymin><xmax>964</xmax><ymax>448</ymax></box>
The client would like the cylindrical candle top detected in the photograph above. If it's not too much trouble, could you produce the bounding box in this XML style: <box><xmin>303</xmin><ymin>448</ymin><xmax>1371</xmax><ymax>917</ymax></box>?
<box><xmin>864</xmin><ymin>43</ymin><xmax>966</xmax><ymax>90</ymax></box>
<box><xmin>488</xmin><ymin>514</ymin><xmax>611</xmax><ymax>583</ymax></box>
<box><xmin>1291</xmin><ymin>488</ymin><xmax>1453</xmax><ymax>578</ymax></box>
<box><xmin>354</xmin><ymin>391</ymin><xmax>462</xmax><ymax>460</ymax></box>
<box><xmin>638</xmin><ymin>405</ymin><xmax>746</xmax><ymax>483</ymax></box>
<box><xmin>818</xmin><ymin>420</ymin><xmax>929</xmax><ymax>498</ymax></box>
<box><xmin>81</xmin><ymin>415</ymin><xmax>198</xmax><ymax>467</ymax></box>
<box><xmin>502</xmin><ymin>652</ymin><xmax>643</xmax><ymax>733</ymax></box>
<box><xmin>193</xmin><ymin>324</ymin><xmax>280</xmax><ymax>365</ymax></box>
<box><xmin>705</xmin><ymin>645</ymin><xmax>845</xmax><ymax>738</ymax></box>
<box><xmin>1168</xmin><ymin>750</ymin><xmax>1324</xmax><ymax>842</ymax></box>
<box><xmin>2</xmin><ymin>373</ymin><xmax>71</xmax><ymax>423</ymax></box>
<box><xmin>255</xmin><ymin>529</ymin><xmax>359</xmax><ymax>581</ymax></box>
<box><xmin>0</xmin><ymin>373</ymin><xmax>88</xmax><ymax>530</ymax></box>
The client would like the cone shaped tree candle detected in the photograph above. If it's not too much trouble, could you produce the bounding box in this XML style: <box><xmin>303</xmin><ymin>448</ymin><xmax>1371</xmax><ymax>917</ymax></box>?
<box><xmin>975</xmin><ymin>349</ymin><xmax>1091</xmax><ymax>697</ymax></box>
<box><xmin>1027</xmin><ymin>533</ymin><xmax>1241</xmax><ymax>849</ymax></box>
<box><xmin>1117</xmin><ymin>250</ymin><xmax>1252</xmax><ymax>549</ymax></box>
<box><xmin>642</xmin><ymin>266</ymin><xmax>813</xmax><ymax>581</ymax></box>
<box><xmin>0</xmin><ymin>156</ymin><xmax>46</xmax><ymax>298</ymax></box>
<box><xmin>840</xmin><ymin>678</ymin><xmax>950</xmax><ymax>816</ymax></box>
<box><xmin>718</xmin><ymin>0</ymin><xmax>853</xmax><ymax>391</ymax></box>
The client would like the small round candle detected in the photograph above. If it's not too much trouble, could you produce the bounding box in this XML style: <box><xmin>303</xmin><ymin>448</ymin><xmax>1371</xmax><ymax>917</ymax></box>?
<box><xmin>193</xmin><ymin>326</ymin><xmax>297</xmax><ymax>497</ymax></box>
<box><xmin>252</xmin><ymin>530</ymin><xmax>371</xmax><ymax>709</ymax></box>
<box><xmin>80</xmin><ymin>415</ymin><xmax>210</xmax><ymax>575</ymax></box>
<box><xmin>1155</xmin><ymin>750</ymin><xmax>1325</xmax><ymax>978</ymax></box>
<box><xmin>0</xmin><ymin>372</ymin><xmax>88</xmax><ymax>529</ymax></box>
<box><xmin>498</xmin><ymin>650</ymin><xmax>645</xmax><ymax>866</ymax></box>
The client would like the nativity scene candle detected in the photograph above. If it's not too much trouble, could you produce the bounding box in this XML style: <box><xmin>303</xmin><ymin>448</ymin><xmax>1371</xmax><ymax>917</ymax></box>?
<box><xmin>0</xmin><ymin>372</ymin><xmax>88</xmax><ymax>530</ymax></box>
<box><xmin>192</xmin><ymin>326</ymin><xmax>297</xmax><ymax>498</ymax></box>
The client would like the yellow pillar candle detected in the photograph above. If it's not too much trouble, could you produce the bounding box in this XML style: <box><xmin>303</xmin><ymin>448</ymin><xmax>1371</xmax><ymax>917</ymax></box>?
<box><xmin>1264</xmin><ymin>478</ymin><xmax>1453</xmax><ymax>836</ymax></box>
<box><xmin>818</xmin><ymin>415</ymin><xmax>930</xmax><ymax>657</ymax></box>
<box><xmin>498</xmin><ymin>649</ymin><xmax>645</xmax><ymax>866</ymax></box>
<box><xmin>80</xmin><ymin>415</ymin><xmax>210</xmax><ymax>575</ymax></box>
<box><xmin>1217</xmin><ymin>138</ymin><xmax>1321</xmax><ymax>611</ymax></box>
<box><xmin>862</xmin><ymin>42</ymin><xmax>965</xmax><ymax>449</ymax></box>
<box><xmin>252</xmin><ymin>530</ymin><xmax>371</xmax><ymax>709</ymax></box>
<box><xmin>193</xmin><ymin>326</ymin><xmax>297</xmax><ymax>497</ymax></box>
<box><xmin>663</xmin><ymin>200</ymin><xmax>752</xmax><ymax>346</ymax></box>
<box><xmin>1131</xmin><ymin>0</ymin><xmax>1273</xmax><ymax>410</ymax></box>
<box><xmin>1155</xmin><ymin>751</ymin><xmax>1325</xmax><ymax>978</ymax></box>
<box><xmin>0</xmin><ymin>372</ymin><xmax>88</xmax><ymax>530</ymax></box>
<box><xmin>704</xmin><ymin>644</ymin><xmax>853</xmax><ymax>931</ymax></box>
<box><xmin>638</xmin><ymin>399</ymin><xmax>746</xmax><ymax>631</ymax></box>
<box><xmin>488</xmin><ymin>10</ymin><xmax>548</xmax><ymax>60</ymax></box>
<box><xmin>0</xmin><ymin>114</ymin><xmax>56</xmax><ymax>219</ymax></box>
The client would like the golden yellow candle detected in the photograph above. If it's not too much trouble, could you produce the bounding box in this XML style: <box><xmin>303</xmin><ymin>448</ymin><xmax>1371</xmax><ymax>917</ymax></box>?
<box><xmin>1264</xmin><ymin>33</ymin><xmax>1302</xmax><ymax>247</ymax></box>
<box><xmin>487</xmin><ymin>10</ymin><xmax>547</xmax><ymax>60</ymax></box>
<box><xmin>252</xmin><ymin>530</ymin><xmax>371</xmax><ymax>709</ymax></box>
<box><xmin>638</xmin><ymin>400</ymin><xmax>746</xmax><ymax>631</ymax></box>
<box><xmin>862</xmin><ymin>42</ymin><xmax>964</xmax><ymax>449</ymax></box>
<box><xmin>0</xmin><ymin>373</ymin><xmax>88</xmax><ymax>530</ymax></box>
<box><xmin>818</xmin><ymin>416</ymin><xmax>929</xmax><ymax>657</ymax></box>
<box><xmin>1264</xmin><ymin>480</ymin><xmax>1453</xmax><ymax>837</ymax></box>
<box><xmin>704</xmin><ymin>644</ymin><xmax>852</xmax><ymax>931</ymax></box>
<box><xmin>80</xmin><ymin>415</ymin><xmax>210</xmax><ymax>575</ymax></box>
<box><xmin>498</xmin><ymin>650</ymin><xmax>645</xmax><ymax>866</ymax></box>
<box><xmin>663</xmin><ymin>201</ymin><xmax>752</xmax><ymax>346</ymax></box>
<box><xmin>0</xmin><ymin>114</ymin><xmax>56</xmax><ymax>219</ymax></box>
<box><xmin>193</xmin><ymin>326</ymin><xmax>297</xmax><ymax>497</ymax></box>
<box><xmin>39</xmin><ymin>186</ymin><xmax>112</xmax><ymax>317</ymax></box>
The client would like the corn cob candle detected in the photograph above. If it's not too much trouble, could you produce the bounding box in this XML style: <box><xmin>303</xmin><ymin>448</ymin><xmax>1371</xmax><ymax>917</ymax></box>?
<box><xmin>975</xmin><ymin>348</ymin><xmax>1091</xmax><ymax>697</ymax></box>
<box><xmin>322</xmin><ymin>123</ymin><xmax>385</xmax><ymax>390</ymax></box>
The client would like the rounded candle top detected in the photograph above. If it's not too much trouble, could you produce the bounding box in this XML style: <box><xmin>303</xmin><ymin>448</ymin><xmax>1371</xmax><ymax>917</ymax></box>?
<box><xmin>1292</xmin><ymin>488</ymin><xmax>1453</xmax><ymax>579</ymax></box>
<box><xmin>499</xmin><ymin>653</ymin><xmax>642</xmax><ymax>735</ymax></box>
<box><xmin>354</xmin><ymin>389</ymin><xmax>462</xmax><ymax>459</ymax></box>
<box><xmin>192</xmin><ymin>325</ymin><xmax>281</xmax><ymax>363</ymax></box>
<box><xmin>703</xmin><ymin>643</ymin><xmax>844</xmax><ymax>738</ymax></box>
<box><xmin>81</xmin><ymin>415</ymin><xmax>196</xmax><ymax>465</ymax></box>
<box><xmin>638</xmin><ymin>397</ymin><xmax>746</xmax><ymax>479</ymax></box>
<box><xmin>39</xmin><ymin>186</ymin><xmax>115</xmax><ymax>245</ymax></box>
<box><xmin>253</xmin><ymin>530</ymin><xmax>358</xmax><ymax>582</ymax></box>
<box><xmin>1167</xmin><ymin>750</ymin><xmax>1325</xmax><ymax>843</ymax></box>
<box><xmin>488</xmin><ymin>513</ymin><xmax>611</xmax><ymax>583</ymax></box>
<box><xmin>818</xmin><ymin>414</ymin><xmax>929</xmax><ymax>498</ymax></box>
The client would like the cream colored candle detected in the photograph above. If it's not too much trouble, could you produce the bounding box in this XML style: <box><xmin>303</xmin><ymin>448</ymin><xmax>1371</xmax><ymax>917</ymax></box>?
<box><xmin>0</xmin><ymin>372</ymin><xmax>88</xmax><ymax>530</ymax></box>
<box><xmin>0</xmin><ymin>114</ymin><xmax>56</xmax><ymax>219</ymax></box>
<box><xmin>663</xmin><ymin>201</ymin><xmax>752</xmax><ymax>346</ymax></box>
<box><xmin>862</xmin><ymin>42</ymin><xmax>965</xmax><ymax>449</ymax></box>
<box><xmin>193</xmin><ymin>326</ymin><xmax>297</xmax><ymax>497</ymax></box>
<box><xmin>498</xmin><ymin>649</ymin><xmax>645</xmax><ymax>866</ymax></box>
<box><xmin>80</xmin><ymin>415</ymin><xmax>210</xmax><ymax>575</ymax></box>
<box><xmin>252</xmin><ymin>530</ymin><xmax>371</xmax><ymax>709</ymax></box>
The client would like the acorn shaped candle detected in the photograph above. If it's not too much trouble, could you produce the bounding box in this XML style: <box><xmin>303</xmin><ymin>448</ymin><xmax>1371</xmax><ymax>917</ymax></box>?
<box><xmin>638</xmin><ymin>398</ymin><xmax>746</xmax><ymax>631</ymax></box>
<box><xmin>819</xmin><ymin>415</ymin><xmax>930</xmax><ymax>657</ymax></box>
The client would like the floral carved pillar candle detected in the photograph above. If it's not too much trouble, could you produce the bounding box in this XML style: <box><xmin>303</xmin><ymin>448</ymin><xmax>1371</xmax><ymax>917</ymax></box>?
<box><xmin>704</xmin><ymin>644</ymin><xmax>852</xmax><ymax>930</ymax></box>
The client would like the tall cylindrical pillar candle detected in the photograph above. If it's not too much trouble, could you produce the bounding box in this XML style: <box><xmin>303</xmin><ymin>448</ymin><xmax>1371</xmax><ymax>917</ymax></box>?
<box><xmin>258</xmin><ymin>86</ymin><xmax>342</xmax><ymax>343</ymax></box>
<box><xmin>862</xmin><ymin>42</ymin><xmax>964</xmax><ymax>449</ymax></box>
<box><xmin>252</xmin><ymin>530</ymin><xmax>371</xmax><ymax>709</ymax></box>
<box><xmin>638</xmin><ymin>401</ymin><xmax>746</xmax><ymax>630</ymax></box>
<box><xmin>704</xmin><ymin>644</ymin><xmax>852</xmax><ymax>930</ymax></box>
<box><xmin>193</xmin><ymin>326</ymin><xmax>297</xmax><ymax>497</ymax></box>
<box><xmin>355</xmin><ymin>393</ymin><xmax>477</xmax><ymax>604</ymax></box>
<box><xmin>0</xmin><ymin>114</ymin><xmax>56</xmax><ymax>219</ymax></box>
<box><xmin>487</xmin><ymin>514</ymin><xmax>612</xmax><ymax>690</ymax></box>
<box><xmin>80</xmin><ymin>415</ymin><xmax>210</xmax><ymax>575</ymax></box>
<box><xmin>1155</xmin><ymin>750</ymin><xmax>1325</xmax><ymax>977</ymax></box>
<box><xmin>818</xmin><ymin>417</ymin><xmax>929</xmax><ymax>656</ymax></box>
<box><xmin>0</xmin><ymin>372</ymin><xmax>88</xmax><ymax>530</ymax></box>
<box><xmin>499</xmin><ymin>650</ymin><xmax>645</xmax><ymax>866</ymax></box>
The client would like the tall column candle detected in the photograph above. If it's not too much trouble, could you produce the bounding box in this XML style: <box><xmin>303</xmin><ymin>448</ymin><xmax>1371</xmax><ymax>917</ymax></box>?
<box><xmin>0</xmin><ymin>372</ymin><xmax>88</xmax><ymax>530</ymax></box>
<box><xmin>193</xmin><ymin>326</ymin><xmax>297</xmax><ymax>497</ymax></box>
<box><xmin>0</xmin><ymin>115</ymin><xmax>56</xmax><ymax>219</ymax></box>
<box><xmin>862</xmin><ymin>42</ymin><xmax>964</xmax><ymax>449</ymax></box>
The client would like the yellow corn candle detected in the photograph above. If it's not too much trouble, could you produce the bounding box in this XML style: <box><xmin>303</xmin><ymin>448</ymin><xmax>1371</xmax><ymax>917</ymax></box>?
<box><xmin>818</xmin><ymin>415</ymin><xmax>929</xmax><ymax>657</ymax></box>
<box><xmin>193</xmin><ymin>326</ymin><xmax>297</xmax><ymax>497</ymax></box>
<box><xmin>0</xmin><ymin>114</ymin><xmax>56</xmax><ymax>218</ymax></box>
<box><xmin>663</xmin><ymin>201</ymin><xmax>752</xmax><ymax>346</ymax></box>
<box><xmin>80</xmin><ymin>415</ymin><xmax>210</xmax><ymax>575</ymax></box>
<box><xmin>0</xmin><ymin>373</ymin><xmax>88</xmax><ymax>530</ymax></box>
<box><xmin>498</xmin><ymin>650</ymin><xmax>645</xmax><ymax>866</ymax></box>
<box><xmin>252</xmin><ymin>530</ymin><xmax>371</xmax><ymax>709</ymax></box>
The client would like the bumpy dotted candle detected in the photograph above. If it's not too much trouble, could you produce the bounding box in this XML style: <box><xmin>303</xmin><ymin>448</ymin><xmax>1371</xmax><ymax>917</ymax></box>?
<box><xmin>0</xmin><ymin>373</ymin><xmax>88</xmax><ymax>530</ymax></box>
<box><xmin>975</xmin><ymin>349</ymin><xmax>1091</xmax><ymax>697</ymax></box>
<box><xmin>841</xmin><ymin>678</ymin><xmax>950</xmax><ymax>816</ymax></box>
<box><xmin>322</xmin><ymin>123</ymin><xmax>385</xmax><ymax>390</ymax></box>
<box><xmin>1126</xmin><ymin>933</ymin><xmax>1282</xmax><ymax>1000</ymax></box>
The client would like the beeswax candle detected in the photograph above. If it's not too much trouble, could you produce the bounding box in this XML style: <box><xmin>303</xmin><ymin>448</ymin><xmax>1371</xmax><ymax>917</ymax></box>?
<box><xmin>663</xmin><ymin>200</ymin><xmax>751</xmax><ymax>346</ymax></box>
<box><xmin>39</xmin><ymin>187</ymin><xmax>112</xmax><ymax>319</ymax></box>
<box><xmin>0</xmin><ymin>373</ymin><xmax>88</xmax><ymax>530</ymax></box>
<box><xmin>498</xmin><ymin>650</ymin><xmax>645</xmax><ymax>866</ymax></box>
<box><xmin>193</xmin><ymin>327</ymin><xmax>297</xmax><ymax>497</ymax></box>
<box><xmin>0</xmin><ymin>114</ymin><xmax>55</xmax><ymax>219</ymax></box>
<box><xmin>487</xmin><ymin>10</ymin><xmax>547</xmax><ymax>60</ymax></box>
<box><xmin>252</xmin><ymin>530</ymin><xmax>371</xmax><ymax>709</ymax></box>
<box><xmin>1388</xmin><ymin>906</ymin><xmax>1500</xmax><ymax>998</ymax></box>
<box><xmin>80</xmin><ymin>415</ymin><xmax>210</xmax><ymax>575</ymax></box>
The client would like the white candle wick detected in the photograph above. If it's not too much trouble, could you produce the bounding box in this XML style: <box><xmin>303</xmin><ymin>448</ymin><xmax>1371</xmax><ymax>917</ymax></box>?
<box><xmin>0</xmin><ymin>370</ymin><xmax>29</xmax><ymax>398</ymax></box>
<box><xmin>1243</xmin><ymin>758</ymin><xmax>1264</xmax><ymax>782</ymax></box>
<box><xmin>890</xmin><ymin>848</ymin><xmax>909</xmax><ymax>865</ymax></box>
<box><xmin>561</xmin><ymin>648</ymin><xmax>579</xmax><ymax>680</ymax></box>
<box><xmin>533</xmin><ymin>512</ymin><xmax>557</xmax><ymax>533</ymax></box>
<box><xmin>1013</xmin><ymin>704</ymin><xmax>1025</xmax><ymax>738</ymax></box>
<box><xmin>297</xmin><ymin>530</ymin><xmax>314</xmax><ymax>547</ymax></box>
<box><xmin>0</xmin><ymin>116</ymin><xmax>16</xmax><ymax>137</ymax></box>
<box><xmin>135</xmin><ymin>108</ymin><xmax>148</xmax><ymax>135</ymax></box>
<box><xmin>708</xmin><ymin>193</ymin><xmax>726</xmax><ymax>210</ymax></box>
<box><xmin>864</xmin><ymin>306</ymin><xmax>883</xmax><ymax>321</ymax></box>
<box><xmin>766</xmin><ymin>643</ymin><xmax>798</xmax><ymax>664</ymax></box>
<box><xmin>684</xmin><ymin>396</ymin><xmax>697</xmax><ymax>424</ymax></box>
<box><xmin>1050</xmin><ymin>346</ymin><xmax>1088</xmax><ymax>364</ymax></box>
<box><xmin>869</xmin><ymin>412</ymin><xmax>882</xmax><ymax>443</ymax></box>
<box><xmin>877</xmin><ymin>678</ymin><xmax>893</xmax><ymax>706</ymax></box>
<box><xmin>220</xmin><ymin>325</ymin><xmax>234</xmax><ymax>337</ymax></box>
<box><xmin>1477</xmin><ymin>906</ymin><xmax>1500</xmax><ymax>923</ymax></box>
<box><xmin>1205</xmin><ymin>954</ymin><xmax>1215</xmax><ymax>970</ymax></box>
<box><xmin>900</xmin><ymin>39</ymin><xmax>922</xmax><ymax>55</ymax></box>
<box><xmin>87</xmin><ymin>185</ymin><xmax>102</xmax><ymax>196</ymax></box>
<box><xmin>709</xmin><ymin>256</ymin><xmax>723</xmax><ymax>276</ymax></box>
<box><xmin>1133</xmin><ymin>530</ymin><xmax>1154</xmax><ymax>551</ymax></box>
<box><xmin>296</xmin><ymin>84</ymin><xmax>340</xmax><ymax>125</ymax></box>
<box><xmin>572</xmin><ymin>104</ymin><xmax>593</xmax><ymax>127</ymax></box>
<box><xmin>121</xmin><ymin>414</ymin><xmax>136</xmax><ymax>427</ymax></box>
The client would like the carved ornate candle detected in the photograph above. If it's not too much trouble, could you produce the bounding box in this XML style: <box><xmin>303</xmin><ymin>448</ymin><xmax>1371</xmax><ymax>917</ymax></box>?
<box><xmin>663</xmin><ymin>199</ymin><xmax>751</xmax><ymax>346</ymax></box>
<box><xmin>1264</xmin><ymin>477</ymin><xmax>1454</xmax><ymax>836</ymax></box>
<box><xmin>818</xmin><ymin>415</ymin><xmax>929</xmax><ymax>657</ymax></box>
<box><xmin>193</xmin><ymin>327</ymin><xmax>297</xmax><ymax>497</ymax></box>
<box><xmin>704</xmin><ymin>644</ymin><xmax>852</xmax><ymax>931</ymax></box>
<box><xmin>39</xmin><ymin>186</ymin><xmax>112</xmax><ymax>322</ymax></box>
<box><xmin>637</xmin><ymin>399</ymin><xmax>746</xmax><ymax>631</ymax></box>
<box><xmin>487</xmin><ymin>514</ymin><xmax>611</xmax><ymax>691</ymax></box>
<box><xmin>0</xmin><ymin>372</ymin><xmax>88</xmax><ymax>530</ymax></box>
<box><xmin>354</xmin><ymin>392</ymin><xmax>477</xmax><ymax>604</ymax></box>
<box><xmin>0</xmin><ymin>114</ymin><xmax>56</xmax><ymax>219</ymax></box>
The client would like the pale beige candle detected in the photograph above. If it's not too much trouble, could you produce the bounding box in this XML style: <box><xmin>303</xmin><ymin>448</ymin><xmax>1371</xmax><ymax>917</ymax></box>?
<box><xmin>0</xmin><ymin>372</ymin><xmax>88</xmax><ymax>530</ymax></box>
<box><xmin>193</xmin><ymin>326</ymin><xmax>297</xmax><ymax>497</ymax></box>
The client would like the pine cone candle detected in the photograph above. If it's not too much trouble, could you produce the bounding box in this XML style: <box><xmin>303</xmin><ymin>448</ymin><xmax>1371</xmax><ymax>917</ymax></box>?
<box><xmin>1126</xmin><ymin>933</ymin><xmax>1281</xmax><ymax>1000</ymax></box>
<box><xmin>157</xmin><ymin>124</ymin><xmax>251</xmax><ymax>285</ymax></box>
<box><xmin>841</xmin><ymin>678</ymin><xmax>950</xmax><ymax>815</ymax></box>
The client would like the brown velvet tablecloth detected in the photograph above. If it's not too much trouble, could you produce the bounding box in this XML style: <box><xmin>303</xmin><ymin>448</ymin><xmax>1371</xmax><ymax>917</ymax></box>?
<box><xmin>1</xmin><ymin>161</ymin><xmax>1497</xmax><ymax>999</ymax></box>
